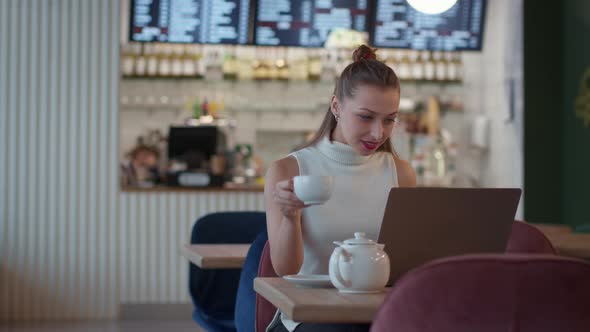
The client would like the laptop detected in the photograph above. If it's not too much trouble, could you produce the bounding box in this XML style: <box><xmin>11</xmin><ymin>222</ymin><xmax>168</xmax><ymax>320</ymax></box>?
<box><xmin>377</xmin><ymin>187</ymin><xmax>522</xmax><ymax>286</ymax></box>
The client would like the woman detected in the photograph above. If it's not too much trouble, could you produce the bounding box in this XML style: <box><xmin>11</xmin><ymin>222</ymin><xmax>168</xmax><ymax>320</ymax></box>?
<box><xmin>264</xmin><ymin>45</ymin><xmax>416</xmax><ymax>332</ymax></box>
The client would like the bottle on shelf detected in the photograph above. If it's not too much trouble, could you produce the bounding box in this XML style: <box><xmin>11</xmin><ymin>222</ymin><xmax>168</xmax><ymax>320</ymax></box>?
<box><xmin>121</xmin><ymin>43</ymin><xmax>137</xmax><ymax>77</ymax></box>
<box><xmin>287</xmin><ymin>48</ymin><xmax>307</xmax><ymax>81</ymax></box>
<box><xmin>135</xmin><ymin>44</ymin><xmax>148</xmax><ymax>76</ymax></box>
<box><xmin>397</xmin><ymin>51</ymin><xmax>412</xmax><ymax>81</ymax></box>
<box><xmin>203</xmin><ymin>47</ymin><xmax>223</xmax><ymax>81</ymax></box>
<box><xmin>434</xmin><ymin>51</ymin><xmax>447</xmax><ymax>82</ymax></box>
<box><xmin>454</xmin><ymin>52</ymin><xmax>464</xmax><ymax>82</ymax></box>
<box><xmin>252</xmin><ymin>59</ymin><xmax>262</xmax><ymax>80</ymax></box>
<box><xmin>423</xmin><ymin>135</ymin><xmax>449</xmax><ymax>186</ymax></box>
<box><xmin>183</xmin><ymin>96</ymin><xmax>193</xmax><ymax>119</ymax></box>
<box><xmin>182</xmin><ymin>47</ymin><xmax>194</xmax><ymax>77</ymax></box>
<box><xmin>158</xmin><ymin>44</ymin><xmax>172</xmax><ymax>77</ymax></box>
<box><xmin>307</xmin><ymin>49</ymin><xmax>322</xmax><ymax>81</ymax></box>
<box><xmin>384</xmin><ymin>50</ymin><xmax>399</xmax><ymax>75</ymax></box>
<box><xmin>410</xmin><ymin>50</ymin><xmax>424</xmax><ymax>81</ymax></box>
<box><xmin>253</xmin><ymin>47</ymin><xmax>267</xmax><ymax>80</ymax></box>
<box><xmin>277</xmin><ymin>47</ymin><xmax>290</xmax><ymax>81</ymax></box>
<box><xmin>171</xmin><ymin>46</ymin><xmax>184</xmax><ymax>77</ymax></box>
<box><xmin>236</xmin><ymin>46</ymin><xmax>255</xmax><ymax>80</ymax></box>
<box><xmin>141</xmin><ymin>44</ymin><xmax>158</xmax><ymax>76</ymax></box>
<box><xmin>411</xmin><ymin>153</ymin><xmax>425</xmax><ymax>187</ymax></box>
<box><xmin>209</xmin><ymin>99</ymin><xmax>218</xmax><ymax>118</ymax></box>
<box><xmin>201</xmin><ymin>98</ymin><xmax>209</xmax><ymax>116</ymax></box>
<box><xmin>267</xmin><ymin>48</ymin><xmax>279</xmax><ymax>80</ymax></box>
<box><xmin>447</xmin><ymin>52</ymin><xmax>463</xmax><ymax>82</ymax></box>
<box><xmin>320</xmin><ymin>49</ymin><xmax>337</xmax><ymax>81</ymax></box>
<box><xmin>222</xmin><ymin>47</ymin><xmax>238</xmax><ymax>80</ymax></box>
<box><xmin>195</xmin><ymin>45</ymin><xmax>206</xmax><ymax>78</ymax></box>
<box><xmin>192</xmin><ymin>96</ymin><xmax>202</xmax><ymax>119</ymax></box>
<box><xmin>335</xmin><ymin>48</ymin><xmax>349</xmax><ymax>75</ymax></box>
<box><xmin>423</xmin><ymin>51</ymin><xmax>435</xmax><ymax>81</ymax></box>
<box><xmin>446</xmin><ymin>142</ymin><xmax>458</xmax><ymax>186</ymax></box>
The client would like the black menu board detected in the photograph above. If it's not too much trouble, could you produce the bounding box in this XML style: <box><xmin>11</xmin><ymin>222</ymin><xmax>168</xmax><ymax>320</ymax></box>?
<box><xmin>254</xmin><ymin>0</ymin><xmax>369</xmax><ymax>47</ymax></box>
<box><xmin>372</xmin><ymin>0</ymin><xmax>486</xmax><ymax>51</ymax></box>
<box><xmin>129</xmin><ymin>0</ymin><xmax>251</xmax><ymax>44</ymax></box>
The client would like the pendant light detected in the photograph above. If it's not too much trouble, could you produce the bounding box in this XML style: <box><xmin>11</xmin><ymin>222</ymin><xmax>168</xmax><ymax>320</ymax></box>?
<box><xmin>406</xmin><ymin>0</ymin><xmax>458</xmax><ymax>15</ymax></box>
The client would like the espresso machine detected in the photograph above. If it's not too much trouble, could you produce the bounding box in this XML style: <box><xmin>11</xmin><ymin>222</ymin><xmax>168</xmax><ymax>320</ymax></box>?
<box><xmin>166</xmin><ymin>126</ymin><xmax>228</xmax><ymax>187</ymax></box>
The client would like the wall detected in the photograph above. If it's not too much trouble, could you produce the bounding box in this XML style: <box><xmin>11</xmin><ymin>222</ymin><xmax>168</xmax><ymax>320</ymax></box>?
<box><xmin>119</xmin><ymin>79</ymin><xmax>468</xmax><ymax>170</ymax></box>
<box><xmin>562</xmin><ymin>0</ymin><xmax>590</xmax><ymax>229</ymax></box>
<box><xmin>0</xmin><ymin>0</ymin><xmax>524</xmax><ymax>321</ymax></box>
<box><xmin>112</xmin><ymin>191</ymin><xmax>264</xmax><ymax>312</ymax></box>
<box><xmin>120</xmin><ymin>2</ymin><xmax>525</xmax><ymax>202</ymax></box>
<box><xmin>0</xmin><ymin>0</ymin><xmax>265</xmax><ymax>321</ymax></box>
<box><xmin>523</xmin><ymin>0</ymin><xmax>563</xmax><ymax>224</ymax></box>
<box><xmin>524</xmin><ymin>0</ymin><xmax>590</xmax><ymax>228</ymax></box>
<box><xmin>119</xmin><ymin>80</ymin><xmax>332</xmax><ymax>167</ymax></box>
<box><xmin>454</xmin><ymin>0</ymin><xmax>524</xmax><ymax>216</ymax></box>
<box><xmin>0</xmin><ymin>0</ymin><xmax>120</xmax><ymax>320</ymax></box>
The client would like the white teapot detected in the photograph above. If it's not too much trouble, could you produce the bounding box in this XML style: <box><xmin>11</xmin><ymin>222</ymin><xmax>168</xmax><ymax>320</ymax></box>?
<box><xmin>328</xmin><ymin>232</ymin><xmax>390</xmax><ymax>293</ymax></box>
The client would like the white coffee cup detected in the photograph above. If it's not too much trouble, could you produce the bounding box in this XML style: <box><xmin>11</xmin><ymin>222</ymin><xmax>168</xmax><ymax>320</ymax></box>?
<box><xmin>293</xmin><ymin>175</ymin><xmax>334</xmax><ymax>205</ymax></box>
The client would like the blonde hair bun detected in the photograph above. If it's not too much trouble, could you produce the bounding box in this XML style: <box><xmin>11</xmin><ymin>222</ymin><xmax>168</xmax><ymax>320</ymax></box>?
<box><xmin>352</xmin><ymin>44</ymin><xmax>377</xmax><ymax>62</ymax></box>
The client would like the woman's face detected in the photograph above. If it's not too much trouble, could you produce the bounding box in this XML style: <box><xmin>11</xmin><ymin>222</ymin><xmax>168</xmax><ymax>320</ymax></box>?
<box><xmin>331</xmin><ymin>85</ymin><xmax>400</xmax><ymax>156</ymax></box>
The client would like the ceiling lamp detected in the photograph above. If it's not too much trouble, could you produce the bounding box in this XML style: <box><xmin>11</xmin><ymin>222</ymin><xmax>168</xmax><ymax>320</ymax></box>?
<box><xmin>406</xmin><ymin>0</ymin><xmax>458</xmax><ymax>15</ymax></box>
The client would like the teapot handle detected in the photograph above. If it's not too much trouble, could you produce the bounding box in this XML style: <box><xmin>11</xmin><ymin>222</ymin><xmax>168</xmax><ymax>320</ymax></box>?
<box><xmin>330</xmin><ymin>247</ymin><xmax>352</xmax><ymax>288</ymax></box>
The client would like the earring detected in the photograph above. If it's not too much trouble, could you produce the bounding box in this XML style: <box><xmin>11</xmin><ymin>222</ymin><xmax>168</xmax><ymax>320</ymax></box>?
<box><xmin>334</xmin><ymin>113</ymin><xmax>340</xmax><ymax>122</ymax></box>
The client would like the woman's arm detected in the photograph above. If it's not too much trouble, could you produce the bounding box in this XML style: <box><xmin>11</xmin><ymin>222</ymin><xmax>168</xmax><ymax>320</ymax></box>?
<box><xmin>394</xmin><ymin>157</ymin><xmax>417</xmax><ymax>187</ymax></box>
<box><xmin>264</xmin><ymin>156</ymin><xmax>305</xmax><ymax>276</ymax></box>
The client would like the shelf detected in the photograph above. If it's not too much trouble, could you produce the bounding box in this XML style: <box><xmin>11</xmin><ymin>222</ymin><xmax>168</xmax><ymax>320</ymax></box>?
<box><xmin>119</xmin><ymin>105</ymin><xmax>326</xmax><ymax>114</ymax></box>
<box><xmin>120</xmin><ymin>76</ymin><xmax>462</xmax><ymax>86</ymax></box>
<box><xmin>120</xmin><ymin>102</ymin><xmax>184</xmax><ymax>111</ymax></box>
<box><xmin>121</xmin><ymin>76</ymin><xmax>332</xmax><ymax>86</ymax></box>
<box><xmin>122</xmin><ymin>75</ymin><xmax>204</xmax><ymax>80</ymax></box>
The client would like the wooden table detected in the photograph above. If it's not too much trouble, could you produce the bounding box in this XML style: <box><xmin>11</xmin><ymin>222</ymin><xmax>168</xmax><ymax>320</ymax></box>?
<box><xmin>254</xmin><ymin>277</ymin><xmax>389</xmax><ymax>323</ymax></box>
<box><xmin>533</xmin><ymin>224</ymin><xmax>590</xmax><ymax>259</ymax></box>
<box><xmin>550</xmin><ymin>234</ymin><xmax>590</xmax><ymax>259</ymax></box>
<box><xmin>180</xmin><ymin>244</ymin><xmax>251</xmax><ymax>269</ymax></box>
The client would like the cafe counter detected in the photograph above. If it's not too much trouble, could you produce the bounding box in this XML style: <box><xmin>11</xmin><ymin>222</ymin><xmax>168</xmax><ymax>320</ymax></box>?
<box><xmin>116</xmin><ymin>183</ymin><xmax>265</xmax><ymax>305</ymax></box>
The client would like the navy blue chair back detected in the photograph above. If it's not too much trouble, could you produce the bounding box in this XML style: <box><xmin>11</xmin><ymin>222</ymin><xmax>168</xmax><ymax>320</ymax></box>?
<box><xmin>235</xmin><ymin>230</ymin><xmax>268</xmax><ymax>332</ymax></box>
<box><xmin>189</xmin><ymin>211</ymin><xmax>266</xmax><ymax>332</ymax></box>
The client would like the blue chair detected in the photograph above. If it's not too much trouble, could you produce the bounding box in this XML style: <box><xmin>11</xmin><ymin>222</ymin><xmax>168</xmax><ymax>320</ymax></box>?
<box><xmin>189</xmin><ymin>211</ymin><xmax>267</xmax><ymax>332</ymax></box>
<box><xmin>235</xmin><ymin>230</ymin><xmax>268</xmax><ymax>332</ymax></box>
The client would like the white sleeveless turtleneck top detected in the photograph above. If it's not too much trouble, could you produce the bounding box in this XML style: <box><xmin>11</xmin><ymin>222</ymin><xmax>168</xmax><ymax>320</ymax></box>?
<box><xmin>290</xmin><ymin>135</ymin><xmax>399</xmax><ymax>275</ymax></box>
<box><xmin>269</xmin><ymin>136</ymin><xmax>399</xmax><ymax>331</ymax></box>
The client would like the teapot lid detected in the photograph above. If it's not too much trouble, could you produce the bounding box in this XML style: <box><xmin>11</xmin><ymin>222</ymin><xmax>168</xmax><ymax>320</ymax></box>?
<box><xmin>342</xmin><ymin>232</ymin><xmax>377</xmax><ymax>245</ymax></box>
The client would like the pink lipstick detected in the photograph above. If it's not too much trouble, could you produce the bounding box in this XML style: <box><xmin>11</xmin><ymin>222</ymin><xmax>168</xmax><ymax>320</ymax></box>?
<box><xmin>361</xmin><ymin>141</ymin><xmax>378</xmax><ymax>150</ymax></box>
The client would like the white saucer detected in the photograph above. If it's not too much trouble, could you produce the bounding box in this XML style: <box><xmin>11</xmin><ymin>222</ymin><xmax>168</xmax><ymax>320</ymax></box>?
<box><xmin>338</xmin><ymin>289</ymin><xmax>385</xmax><ymax>294</ymax></box>
<box><xmin>283</xmin><ymin>274</ymin><xmax>334</xmax><ymax>288</ymax></box>
<box><xmin>303</xmin><ymin>201</ymin><xmax>326</xmax><ymax>206</ymax></box>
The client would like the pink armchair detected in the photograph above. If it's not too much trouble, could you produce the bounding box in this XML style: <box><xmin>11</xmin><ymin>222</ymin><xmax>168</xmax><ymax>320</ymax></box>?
<box><xmin>371</xmin><ymin>254</ymin><xmax>590</xmax><ymax>332</ymax></box>
<box><xmin>255</xmin><ymin>242</ymin><xmax>278</xmax><ymax>332</ymax></box>
<box><xmin>506</xmin><ymin>221</ymin><xmax>557</xmax><ymax>254</ymax></box>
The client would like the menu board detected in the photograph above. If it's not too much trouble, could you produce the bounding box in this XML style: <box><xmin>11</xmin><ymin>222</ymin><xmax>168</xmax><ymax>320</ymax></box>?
<box><xmin>129</xmin><ymin>0</ymin><xmax>251</xmax><ymax>44</ymax></box>
<box><xmin>372</xmin><ymin>0</ymin><xmax>486</xmax><ymax>51</ymax></box>
<box><xmin>254</xmin><ymin>0</ymin><xmax>369</xmax><ymax>47</ymax></box>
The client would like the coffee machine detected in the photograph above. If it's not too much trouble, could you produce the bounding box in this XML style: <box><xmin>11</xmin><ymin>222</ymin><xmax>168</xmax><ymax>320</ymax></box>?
<box><xmin>166</xmin><ymin>126</ymin><xmax>227</xmax><ymax>187</ymax></box>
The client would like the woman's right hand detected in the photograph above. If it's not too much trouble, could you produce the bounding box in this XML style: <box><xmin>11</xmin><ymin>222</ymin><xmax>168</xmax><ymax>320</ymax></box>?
<box><xmin>264</xmin><ymin>157</ymin><xmax>305</xmax><ymax>276</ymax></box>
<box><xmin>273</xmin><ymin>178</ymin><xmax>306</xmax><ymax>220</ymax></box>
